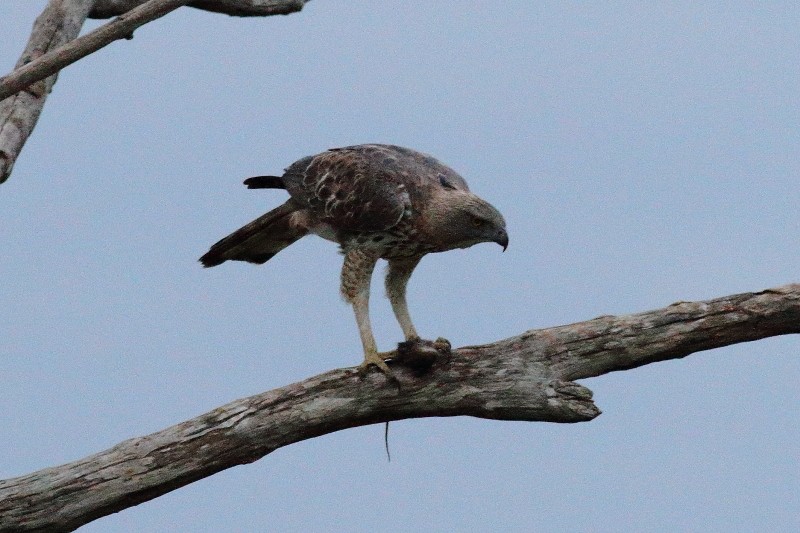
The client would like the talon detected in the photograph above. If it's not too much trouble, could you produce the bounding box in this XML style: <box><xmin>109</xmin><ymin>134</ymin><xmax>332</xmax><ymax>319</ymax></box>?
<box><xmin>357</xmin><ymin>350</ymin><xmax>395</xmax><ymax>379</ymax></box>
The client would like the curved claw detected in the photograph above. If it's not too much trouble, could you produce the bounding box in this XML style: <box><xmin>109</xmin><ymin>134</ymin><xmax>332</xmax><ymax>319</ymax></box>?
<box><xmin>357</xmin><ymin>350</ymin><xmax>397</xmax><ymax>381</ymax></box>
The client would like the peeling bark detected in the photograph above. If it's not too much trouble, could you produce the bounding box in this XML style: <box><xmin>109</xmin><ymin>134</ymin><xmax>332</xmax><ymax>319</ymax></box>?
<box><xmin>0</xmin><ymin>284</ymin><xmax>797</xmax><ymax>532</ymax></box>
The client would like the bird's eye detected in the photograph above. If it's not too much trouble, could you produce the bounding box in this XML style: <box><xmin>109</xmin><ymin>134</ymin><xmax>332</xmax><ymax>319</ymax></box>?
<box><xmin>472</xmin><ymin>217</ymin><xmax>484</xmax><ymax>227</ymax></box>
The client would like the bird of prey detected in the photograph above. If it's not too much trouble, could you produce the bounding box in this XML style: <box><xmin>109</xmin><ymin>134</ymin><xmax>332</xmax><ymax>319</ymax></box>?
<box><xmin>200</xmin><ymin>144</ymin><xmax>508</xmax><ymax>375</ymax></box>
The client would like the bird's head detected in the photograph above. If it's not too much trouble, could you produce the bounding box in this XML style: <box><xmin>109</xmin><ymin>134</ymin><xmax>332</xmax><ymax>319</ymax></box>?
<box><xmin>428</xmin><ymin>190</ymin><xmax>508</xmax><ymax>252</ymax></box>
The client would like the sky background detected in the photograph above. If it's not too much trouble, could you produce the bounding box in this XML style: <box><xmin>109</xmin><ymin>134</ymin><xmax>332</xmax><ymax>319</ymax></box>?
<box><xmin>2</xmin><ymin>1</ymin><xmax>799</xmax><ymax>531</ymax></box>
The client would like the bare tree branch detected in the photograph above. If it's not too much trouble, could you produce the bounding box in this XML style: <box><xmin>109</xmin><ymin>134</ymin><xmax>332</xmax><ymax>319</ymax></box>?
<box><xmin>90</xmin><ymin>0</ymin><xmax>311</xmax><ymax>18</ymax></box>
<box><xmin>0</xmin><ymin>0</ymin><xmax>95</xmax><ymax>184</ymax></box>
<box><xmin>0</xmin><ymin>0</ymin><xmax>308</xmax><ymax>185</ymax></box>
<box><xmin>0</xmin><ymin>0</ymin><xmax>192</xmax><ymax>103</ymax></box>
<box><xmin>1</xmin><ymin>283</ymin><xmax>797</xmax><ymax>532</ymax></box>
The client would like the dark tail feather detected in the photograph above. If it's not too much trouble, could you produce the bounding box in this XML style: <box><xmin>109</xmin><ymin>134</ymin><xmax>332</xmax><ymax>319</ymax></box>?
<box><xmin>200</xmin><ymin>200</ymin><xmax>306</xmax><ymax>267</ymax></box>
<box><xmin>244</xmin><ymin>175</ymin><xmax>285</xmax><ymax>189</ymax></box>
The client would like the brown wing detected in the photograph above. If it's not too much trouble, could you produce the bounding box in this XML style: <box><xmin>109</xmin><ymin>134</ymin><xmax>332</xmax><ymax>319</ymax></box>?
<box><xmin>277</xmin><ymin>146</ymin><xmax>411</xmax><ymax>233</ymax></box>
<box><xmin>274</xmin><ymin>144</ymin><xmax>473</xmax><ymax>235</ymax></box>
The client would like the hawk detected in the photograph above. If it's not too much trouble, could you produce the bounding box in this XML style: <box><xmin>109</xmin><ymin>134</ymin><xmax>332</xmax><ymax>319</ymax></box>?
<box><xmin>200</xmin><ymin>144</ymin><xmax>508</xmax><ymax>375</ymax></box>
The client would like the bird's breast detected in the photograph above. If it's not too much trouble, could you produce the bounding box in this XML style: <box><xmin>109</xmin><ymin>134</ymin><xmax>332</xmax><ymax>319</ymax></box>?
<box><xmin>341</xmin><ymin>219</ymin><xmax>441</xmax><ymax>259</ymax></box>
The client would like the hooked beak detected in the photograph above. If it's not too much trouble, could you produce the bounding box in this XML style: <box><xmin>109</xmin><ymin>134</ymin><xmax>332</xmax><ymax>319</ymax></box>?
<box><xmin>494</xmin><ymin>228</ymin><xmax>509</xmax><ymax>251</ymax></box>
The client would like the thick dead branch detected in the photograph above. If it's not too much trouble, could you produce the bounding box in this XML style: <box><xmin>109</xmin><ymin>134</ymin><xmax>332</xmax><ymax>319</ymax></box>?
<box><xmin>0</xmin><ymin>283</ymin><xmax>797</xmax><ymax>532</ymax></box>
<box><xmin>90</xmin><ymin>0</ymin><xmax>310</xmax><ymax>18</ymax></box>
<box><xmin>0</xmin><ymin>0</ymin><xmax>94</xmax><ymax>184</ymax></box>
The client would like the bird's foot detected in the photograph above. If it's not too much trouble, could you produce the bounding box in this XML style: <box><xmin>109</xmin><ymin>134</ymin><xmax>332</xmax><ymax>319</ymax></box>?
<box><xmin>357</xmin><ymin>350</ymin><xmax>397</xmax><ymax>381</ymax></box>
<box><xmin>394</xmin><ymin>337</ymin><xmax>451</xmax><ymax>373</ymax></box>
<box><xmin>355</xmin><ymin>338</ymin><xmax>452</xmax><ymax>380</ymax></box>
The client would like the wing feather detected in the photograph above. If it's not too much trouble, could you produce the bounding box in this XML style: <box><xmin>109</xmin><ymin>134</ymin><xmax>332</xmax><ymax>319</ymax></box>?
<box><xmin>278</xmin><ymin>145</ymin><xmax>469</xmax><ymax>234</ymax></box>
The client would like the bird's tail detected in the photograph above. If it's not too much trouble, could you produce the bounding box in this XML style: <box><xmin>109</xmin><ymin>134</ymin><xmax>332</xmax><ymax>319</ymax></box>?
<box><xmin>200</xmin><ymin>200</ymin><xmax>306</xmax><ymax>267</ymax></box>
<box><xmin>243</xmin><ymin>175</ymin><xmax>285</xmax><ymax>189</ymax></box>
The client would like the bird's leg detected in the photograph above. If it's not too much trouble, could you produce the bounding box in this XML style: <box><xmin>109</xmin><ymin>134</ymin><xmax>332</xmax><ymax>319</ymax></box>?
<box><xmin>385</xmin><ymin>257</ymin><xmax>422</xmax><ymax>341</ymax></box>
<box><xmin>341</xmin><ymin>249</ymin><xmax>392</xmax><ymax>376</ymax></box>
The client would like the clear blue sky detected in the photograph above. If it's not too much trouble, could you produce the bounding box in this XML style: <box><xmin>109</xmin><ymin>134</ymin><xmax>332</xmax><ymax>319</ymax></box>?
<box><xmin>2</xmin><ymin>2</ymin><xmax>798</xmax><ymax>531</ymax></box>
